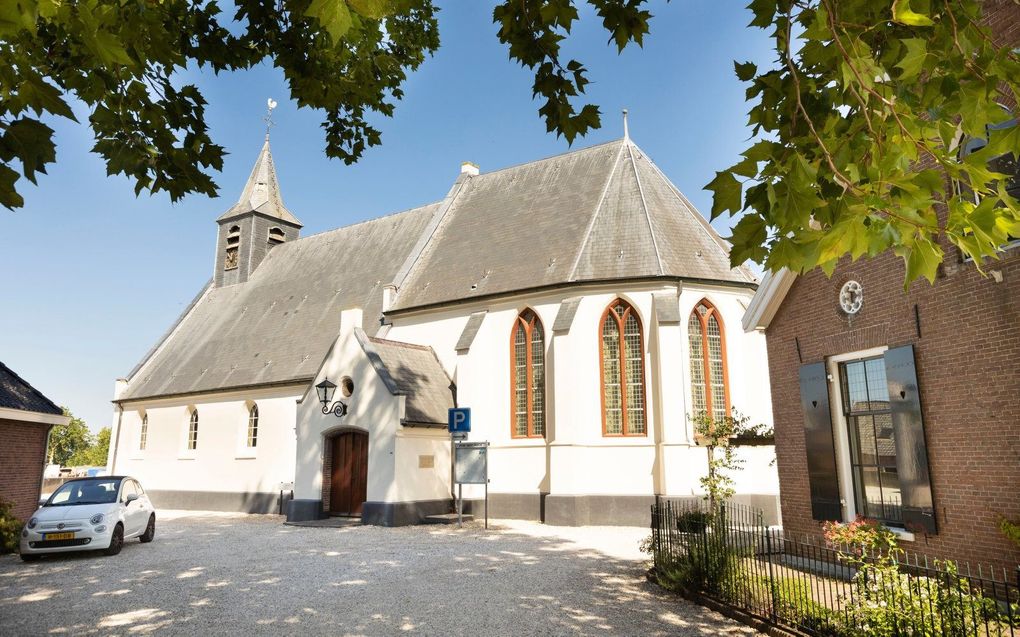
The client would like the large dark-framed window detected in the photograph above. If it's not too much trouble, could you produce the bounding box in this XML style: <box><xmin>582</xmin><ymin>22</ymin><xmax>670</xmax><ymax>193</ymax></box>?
<box><xmin>838</xmin><ymin>356</ymin><xmax>903</xmax><ymax>527</ymax></box>
<box><xmin>510</xmin><ymin>309</ymin><xmax>546</xmax><ymax>438</ymax></box>
<box><xmin>956</xmin><ymin>114</ymin><xmax>1020</xmax><ymax>257</ymax></box>
<box><xmin>599</xmin><ymin>299</ymin><xmax>646</xmax><ymax>437</ymax></box>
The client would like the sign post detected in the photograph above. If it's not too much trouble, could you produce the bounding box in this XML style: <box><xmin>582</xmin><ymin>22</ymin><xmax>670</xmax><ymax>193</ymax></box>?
<box><xmin>453</xmin><ymin>441</ymin><xmax>489</xmax><ymax>529</ymax></box>
<box><xmin>448</xmin><ymin>408</ymin><xmax>488</xmax><ymax>528</ymax></box>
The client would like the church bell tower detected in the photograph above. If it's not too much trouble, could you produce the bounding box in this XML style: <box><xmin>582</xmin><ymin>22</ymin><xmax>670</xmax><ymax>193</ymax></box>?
<box><xmin>214</xmin><ymin>135</ymin><xmax>302</xmax><ymax>287</ymax></box>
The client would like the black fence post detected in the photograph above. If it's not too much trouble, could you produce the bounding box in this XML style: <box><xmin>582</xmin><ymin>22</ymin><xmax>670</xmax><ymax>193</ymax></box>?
<box><xmin>765</xmin><ymin>526</ymin><xmax>779</xmax><ymax>622</ymax></box>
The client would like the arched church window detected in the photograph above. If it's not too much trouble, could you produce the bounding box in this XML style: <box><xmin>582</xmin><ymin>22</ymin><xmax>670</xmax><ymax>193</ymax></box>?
<box><xmin>225</xmin><ymin>225</ymin><xmax>240</xmax><ymax>270</ymax></box>
<box><xmin>600</xmin><ymin>299</ymin><xmax>646</xmax><ymax>436</ymax></box>
<box><xmin>247</xmin><ymin>404</ymin><xmax>259</xmax><ymax>448</ymax></box>
<box><xmin>268</xmin><ymin>227</ymin><xmax>286</xmax><ymax>250</ymax></box>
<box><xmin>187</xmin><ymin>409</ymin><xmax>199</xmax><ymax>450</ymax></box>
<box><xmin>139</xmin><ymin>412</ymin><xmax>148</xmax><ymax>451</ymax></box>
<box><xmin>688</xmin><ymin>299</ymin><xmax>730</xmax><ymax>423</ymax></box>
<box><xmin>511</xmin><ymin>309</ymin><xmax>545</xmax><ymax>438</ymax></box>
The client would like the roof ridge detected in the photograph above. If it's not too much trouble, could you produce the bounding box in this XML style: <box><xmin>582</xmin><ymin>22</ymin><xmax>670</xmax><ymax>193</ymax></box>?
<box><xmin>0</xmin><ymin>359</ymin><xmax>63</xmax><ymax>415</ymax></box>
<box><xmin>567</xmin><ymin>140</ymin><xmax>628</xmax><ymax>281</ymax></box>
<box><xmin>367</xmin><ymin>336</ymin><xmax>434</xmax><ymax>352</ymax></box>
<box><xmin>274</xmin><ymin>200</ymin><xmax>444</xmax><ymax>248</ymax></box>
<box><xmin>626</xmin><ymin>141</ymin><xmax>665</xmax><ymax>276</ymax></box>
<box><xmin>473</xmin><ymin>138</ymin><xmax>624</xmax><ymax>179</ymax></box>
<box><xmin>389</xmin><ymin>174</ymin><xmax>474</xmax><ymax>294</ymax></box>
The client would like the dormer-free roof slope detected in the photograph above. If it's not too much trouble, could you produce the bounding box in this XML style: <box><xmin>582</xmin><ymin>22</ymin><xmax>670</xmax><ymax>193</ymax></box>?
<box><xmin>122</xmin><ymin>137</ymin><xmax>754</xmax><ymax>401</ymax></box>
<box><xmin>389</xmin><ymin>139</ymin><xmax>754</xmax><ymax>311</ymax></box>
<box><xmin>0</xmin><ymin>360</ymin><xmax>63</xmax><ymax>415</ymax></box>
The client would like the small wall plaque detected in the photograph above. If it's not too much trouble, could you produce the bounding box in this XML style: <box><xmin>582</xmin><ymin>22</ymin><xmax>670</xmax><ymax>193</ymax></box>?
<box><xmin>418</xmin><ymin>455</ymin><xmax>435</xmax><ymax>469</ymax></box>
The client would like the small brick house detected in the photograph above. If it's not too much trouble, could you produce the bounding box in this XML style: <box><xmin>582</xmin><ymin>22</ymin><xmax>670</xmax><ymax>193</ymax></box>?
<box><xmin>742</xmin><ymin>0</ymin><xmax>1019</xmax><ymax>571</ymax></box>
<box><xmin>0</xmin><ymin>361</ymin><xmax>69</xmax><ymax>522</ymax></box>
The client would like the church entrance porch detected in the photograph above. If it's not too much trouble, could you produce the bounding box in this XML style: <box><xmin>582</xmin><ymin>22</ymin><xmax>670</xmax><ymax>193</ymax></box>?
<box><xmin>325</xmin><ymin>430</ymin><xmax>368</xmax><ymax>517</ymax></box>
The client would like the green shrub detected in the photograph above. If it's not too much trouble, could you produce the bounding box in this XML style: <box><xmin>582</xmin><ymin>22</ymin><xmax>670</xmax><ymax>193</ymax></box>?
<box><xmin>676</xmin><ymin>510</ymin><xmax>712</xmax><ymax>533</ymax></box>
<box><xmin>0</xmin><ymin>498</ymin><xmax>23</xmax><ymax>554</ymax></box>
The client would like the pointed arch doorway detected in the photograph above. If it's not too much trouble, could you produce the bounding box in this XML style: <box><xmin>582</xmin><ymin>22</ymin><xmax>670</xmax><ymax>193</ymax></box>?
<box><xmin>329</xmin><ymin>431</ymin><xmax>368</xmax><ymax>516</ymax></box>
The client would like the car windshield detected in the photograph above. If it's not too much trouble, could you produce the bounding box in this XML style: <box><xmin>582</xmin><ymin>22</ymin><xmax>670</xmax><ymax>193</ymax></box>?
<box><xmin>46</xmin><ymin>479</ymin><xmax>121</xmax><ymax>506</ymax></box>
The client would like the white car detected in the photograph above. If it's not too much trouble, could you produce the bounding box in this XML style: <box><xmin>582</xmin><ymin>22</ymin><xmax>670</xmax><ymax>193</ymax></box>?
<box><xmin>20</xmin><ymin>476</ymin><xmax>156</xmax><ymax>561</ymax></box>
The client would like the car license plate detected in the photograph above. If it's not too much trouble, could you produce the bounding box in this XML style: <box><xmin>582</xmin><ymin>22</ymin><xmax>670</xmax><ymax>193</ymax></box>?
<box><xmin>43</xmin><ymin>532</ymin><xmax>75</xmax><ymax>541</ymax></box>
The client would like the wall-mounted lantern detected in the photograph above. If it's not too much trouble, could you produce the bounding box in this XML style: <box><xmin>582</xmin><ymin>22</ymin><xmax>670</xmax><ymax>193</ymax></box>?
<box><xmin>315</xmin><ymin>378</ymin><xmax>348</xmax><ymax>417</ymax></box>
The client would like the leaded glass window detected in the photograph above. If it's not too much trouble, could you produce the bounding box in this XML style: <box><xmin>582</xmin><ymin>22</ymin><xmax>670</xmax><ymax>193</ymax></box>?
<box><xmin>688</xmin><ymin>300</ymin><xmax>729</xmax><ymax>423</ymax></box>
<box><xmin>187</xmin><ymin>409</ymin><xmax>199</xmax><ymax>450</ymax></box>
<box><xmin>510</xmin><ymin>309</ymin><xmax>545</xmax><ymax>438</ymax></box>
<box><xmin>247</xmin><ymin>404</ymin><xmax>259</xmax><ymax>448</ymax></box>
<box><xmin>600</xmin><ymin>299</ymin><xmax>646</xmax><ymax>436</ymax></box>
<box><xmin>139</xmin><ymin>413</ymin><xmax>148</xmax><ymax>451</ymax></box>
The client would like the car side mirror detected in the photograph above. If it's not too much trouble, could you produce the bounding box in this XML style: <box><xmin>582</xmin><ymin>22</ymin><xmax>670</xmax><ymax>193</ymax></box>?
<box><xmin>38</xmin><ymin>497</ymin><xmax>48</xmax><ymax>507</ymax></box>
<box><xmin>125</xmin><ymin>493</ymin><xmax>139</xmax><ymax>504</ymax></box>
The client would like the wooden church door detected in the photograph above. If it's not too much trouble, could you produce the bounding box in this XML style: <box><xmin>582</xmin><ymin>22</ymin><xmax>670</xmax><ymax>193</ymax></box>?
<box><xmin>330</xmin><ymin>431</ymin><xmax>368</xmax><ymax>516</ymax></box>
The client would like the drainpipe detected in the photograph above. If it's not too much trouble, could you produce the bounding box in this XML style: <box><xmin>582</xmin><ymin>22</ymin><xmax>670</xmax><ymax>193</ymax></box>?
<box><xmin>109</xmin><ymin>403</ymin><xmax>124</xmax><ymax>474</ymax></box>
<box><xmin>38</xmin><ymin>424</ymin><xmax>55</xmax><ymax>502</ymax></box>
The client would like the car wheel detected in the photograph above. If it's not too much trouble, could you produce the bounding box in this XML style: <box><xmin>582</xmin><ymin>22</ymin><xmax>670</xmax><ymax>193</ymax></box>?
<box><xmin>20</xmin><ymin>553</ymin><xmax>40</xmax><ymax>562</ymax></box>
<box><xmin>139</xmin><ymin>515</ymin><xmax>155</xmax><ymax>543</ymax></box>
<box><xmin>104</xmin><ymin>523</ymin><xmax>124</xmax><ymax>556</ymax></box>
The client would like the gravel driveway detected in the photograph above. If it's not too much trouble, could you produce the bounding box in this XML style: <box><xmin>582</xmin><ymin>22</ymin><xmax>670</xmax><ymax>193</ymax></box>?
<box><xmin>0</xmin><ymin>511</ymin><xmax>757</xmax><ymax>636</ymax></box>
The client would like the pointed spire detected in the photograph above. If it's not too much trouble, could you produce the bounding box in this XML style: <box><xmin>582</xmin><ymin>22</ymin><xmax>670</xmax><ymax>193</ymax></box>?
<box><xmin>622</xmin><ymin>108</ymin><xmax>630</xmax><ymax>142</ymax></box>
<box><xmin>217</xmin><ymin>138</ymin><xmax>301</xmax><ymax>226</ymax></box>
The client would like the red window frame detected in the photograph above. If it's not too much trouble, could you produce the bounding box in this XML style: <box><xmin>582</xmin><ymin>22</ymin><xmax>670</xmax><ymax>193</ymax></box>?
<box><xmin>688</xmin><ymin>299</ymin><xmax>731</xmax><ymax>420</ymax></box>
<box><xmin>509</xmin><ymin>309</ymin><xmax>546</xmax><ymax>438</ymax></box>
<box><xmin>599</xmin><ymin>299</ymin><xmax>647</xmax><ymax>437</ymax></box>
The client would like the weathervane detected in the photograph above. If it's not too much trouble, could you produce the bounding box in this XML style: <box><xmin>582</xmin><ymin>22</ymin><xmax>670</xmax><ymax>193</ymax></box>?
<box><xmin>264</xmin><ymin>97</ymin><xmax>278</xmax><ymax>140</ymax></box>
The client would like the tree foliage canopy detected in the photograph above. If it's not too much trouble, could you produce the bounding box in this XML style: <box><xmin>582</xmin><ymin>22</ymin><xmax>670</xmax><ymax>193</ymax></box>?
<box><xmin>707</xmin><ymin>0</ymin><xmax>1020</xmax><ymax>285</ymax></box>
<box><xmin>3</xmin><ymin>0</ymin><xmax>1018</xmax><ymax>284</ymax></box>
<box><xmin>46</xmin><ymin>407</ymin><xmax>90</xmax><ymax>466</ymax></box>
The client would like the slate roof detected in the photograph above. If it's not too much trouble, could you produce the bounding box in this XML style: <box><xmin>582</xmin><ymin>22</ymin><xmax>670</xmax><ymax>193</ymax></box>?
<box><xmin>357</xmin><ymin>332</ymin><xmax>454</xmax><ymax>426</ymax></box>
<box><xmin>0</xmin><ymin>360</ymin><xmax>63</xmax><ymax>415</ymax></box>
<box><xmin>121</xmin><ymin>204</ymin><xmax>439</xmax><ymax>400</ymax></box>
<box><xmin>389</xmin><ymin>139</ymin><xmax>755</xmax><ymax>311</ymax></box>
<box><xmin>218</xmin><ymin>139</ymin><xmax>302</xmax><ymax>226</ymax></box>
<box><xmin>123</xmin><ymin>137</ymin><xmax>754</xmax><ymax>401</ymax></box>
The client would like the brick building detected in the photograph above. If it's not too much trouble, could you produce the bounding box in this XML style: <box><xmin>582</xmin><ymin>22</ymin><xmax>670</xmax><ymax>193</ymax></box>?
<box><xmin>742</xmin><ymin>0</ymin><xmax>1019</xmax><ymax>570</ymax></box>
<box><xmin>0</xmin><ymin>362</ymin><xmax>69</xmax><ymax>522</ymax></box>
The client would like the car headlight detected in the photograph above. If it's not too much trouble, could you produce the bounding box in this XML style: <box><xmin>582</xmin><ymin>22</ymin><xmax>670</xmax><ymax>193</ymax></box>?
<box><xmin>27</xmin><ymin>518</ymin><xmax>37</xmax><ymax>529</ymax></box>
<box><xmin>90</xmin><ymin>513</ymin><xmax>104</xmax><ymax>525</ymax></box>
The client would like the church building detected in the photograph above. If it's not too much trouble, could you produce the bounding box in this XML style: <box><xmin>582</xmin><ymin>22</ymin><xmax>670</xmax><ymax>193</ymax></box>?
<box><xmin>107</xmin><ymin>129</ymin><xmax>778</xmax><ymax>526</ymax></box>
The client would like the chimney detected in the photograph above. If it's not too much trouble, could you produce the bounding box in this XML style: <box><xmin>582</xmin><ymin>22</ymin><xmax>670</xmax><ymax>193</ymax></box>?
<box><xmin>382</xmin><ymin>284</ymin><xmax>397</xmax><ymax>312</ymax></box>
<box><xmin>339</xmin><ymin>307</ymin><xmax>364</xmax><ymax>337</ymax></box>
<box><xmin>460</xmin><ymin>161</ymin><xmax>479</xmax><ymax>177</ymax></box>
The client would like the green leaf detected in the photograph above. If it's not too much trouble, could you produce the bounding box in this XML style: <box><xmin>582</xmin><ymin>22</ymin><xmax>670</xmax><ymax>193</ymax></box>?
<box><xmin>904</xmin><ymin>237</ymin><xmax>942</xmax><ymax>285</ymax></box>
<box><xmin>306</xmin><ymin>0</ymin><xmax>353</xmax><ymax>43</ymax></box>
<box><xmin>705</xmin><ymin>170</ymin><xmax>743</xmax><ymax>219</ymax></box>
<box><xmin>734</xmin><ymin>60</ymin><xmax>757</xmax><ymax>82</ymax></box>
<box><xmin>0</xmin><ymin>164</ymin><xmax>25</xmax><ymax>209</ymax></box>
<box><xmin>347</xmin><ymin>0</ymin><xmax>389</xmax><ymax>20</ymax></box>
<box><xmin>891</xmin><ymin>0</ymin><xmax>935</xmax><ymax>27</ymax></box>
<box><xmin>727</xmin><ymin>214</ymin><xmax>769</xmax><ymax>265</ymax></box>
<box><xmin>895</xmin><ymin>38</ymin><xmax>928</xmax><ymax>79</ymax></box>
<box><xmin>0</xmin><ymin>0</ymin><xmax>37</xmax><ymax>37</ymax></box>
<box><xmin>1</xmin><ymin>118</ymin><xmax>56</xmax><ymax>183</ymax></box>
<box><xmin>18</xmin><ymin>76</ymin><xmax>76</xmax><ymax>120</ymax></box>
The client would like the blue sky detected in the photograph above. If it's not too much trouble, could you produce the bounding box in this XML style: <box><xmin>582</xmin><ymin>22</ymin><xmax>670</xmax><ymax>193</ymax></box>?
<box><xmin>0</xmin><ymin>1</ymin><xmax>774</xmax><ymax>432</ymax></box>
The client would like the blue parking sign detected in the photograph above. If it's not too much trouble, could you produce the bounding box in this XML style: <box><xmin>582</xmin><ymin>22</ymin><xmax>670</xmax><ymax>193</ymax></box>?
<box><xmin>448</xmin><ymin>408</ymin><xmax>471</xmax><ymax>433</ymax></box>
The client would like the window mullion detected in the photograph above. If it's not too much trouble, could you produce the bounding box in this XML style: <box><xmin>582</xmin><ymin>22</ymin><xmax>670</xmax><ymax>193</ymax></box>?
<box><xmin>619</xmin><ymin>311</ymin><xmax>629</xmax><ymax>435</ymax></box>
<box><xmin>701</xmin><ymin>314</ymin><xmax>713</xmax><ymax>418</ymax></box>
<box><xmin>526</xmin><ymin>322</ymin><xmax>534</xmax><ymax>438</ymax></box>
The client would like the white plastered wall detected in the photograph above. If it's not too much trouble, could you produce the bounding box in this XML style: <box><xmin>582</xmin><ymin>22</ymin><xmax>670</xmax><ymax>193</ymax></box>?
<box><xmin>293</xmin><ymin>309</ymin><xmax>452</xmax><ymax>505</ymax></box>
<box><xmin>386</xmin><ymin>280</ymin><xmax>778</xmax><ymax>503</ymax></box>
<box><xmin>112</xmin><ymin>386</ymin><xmax>301</xmax><ymax>495</ymax></box>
